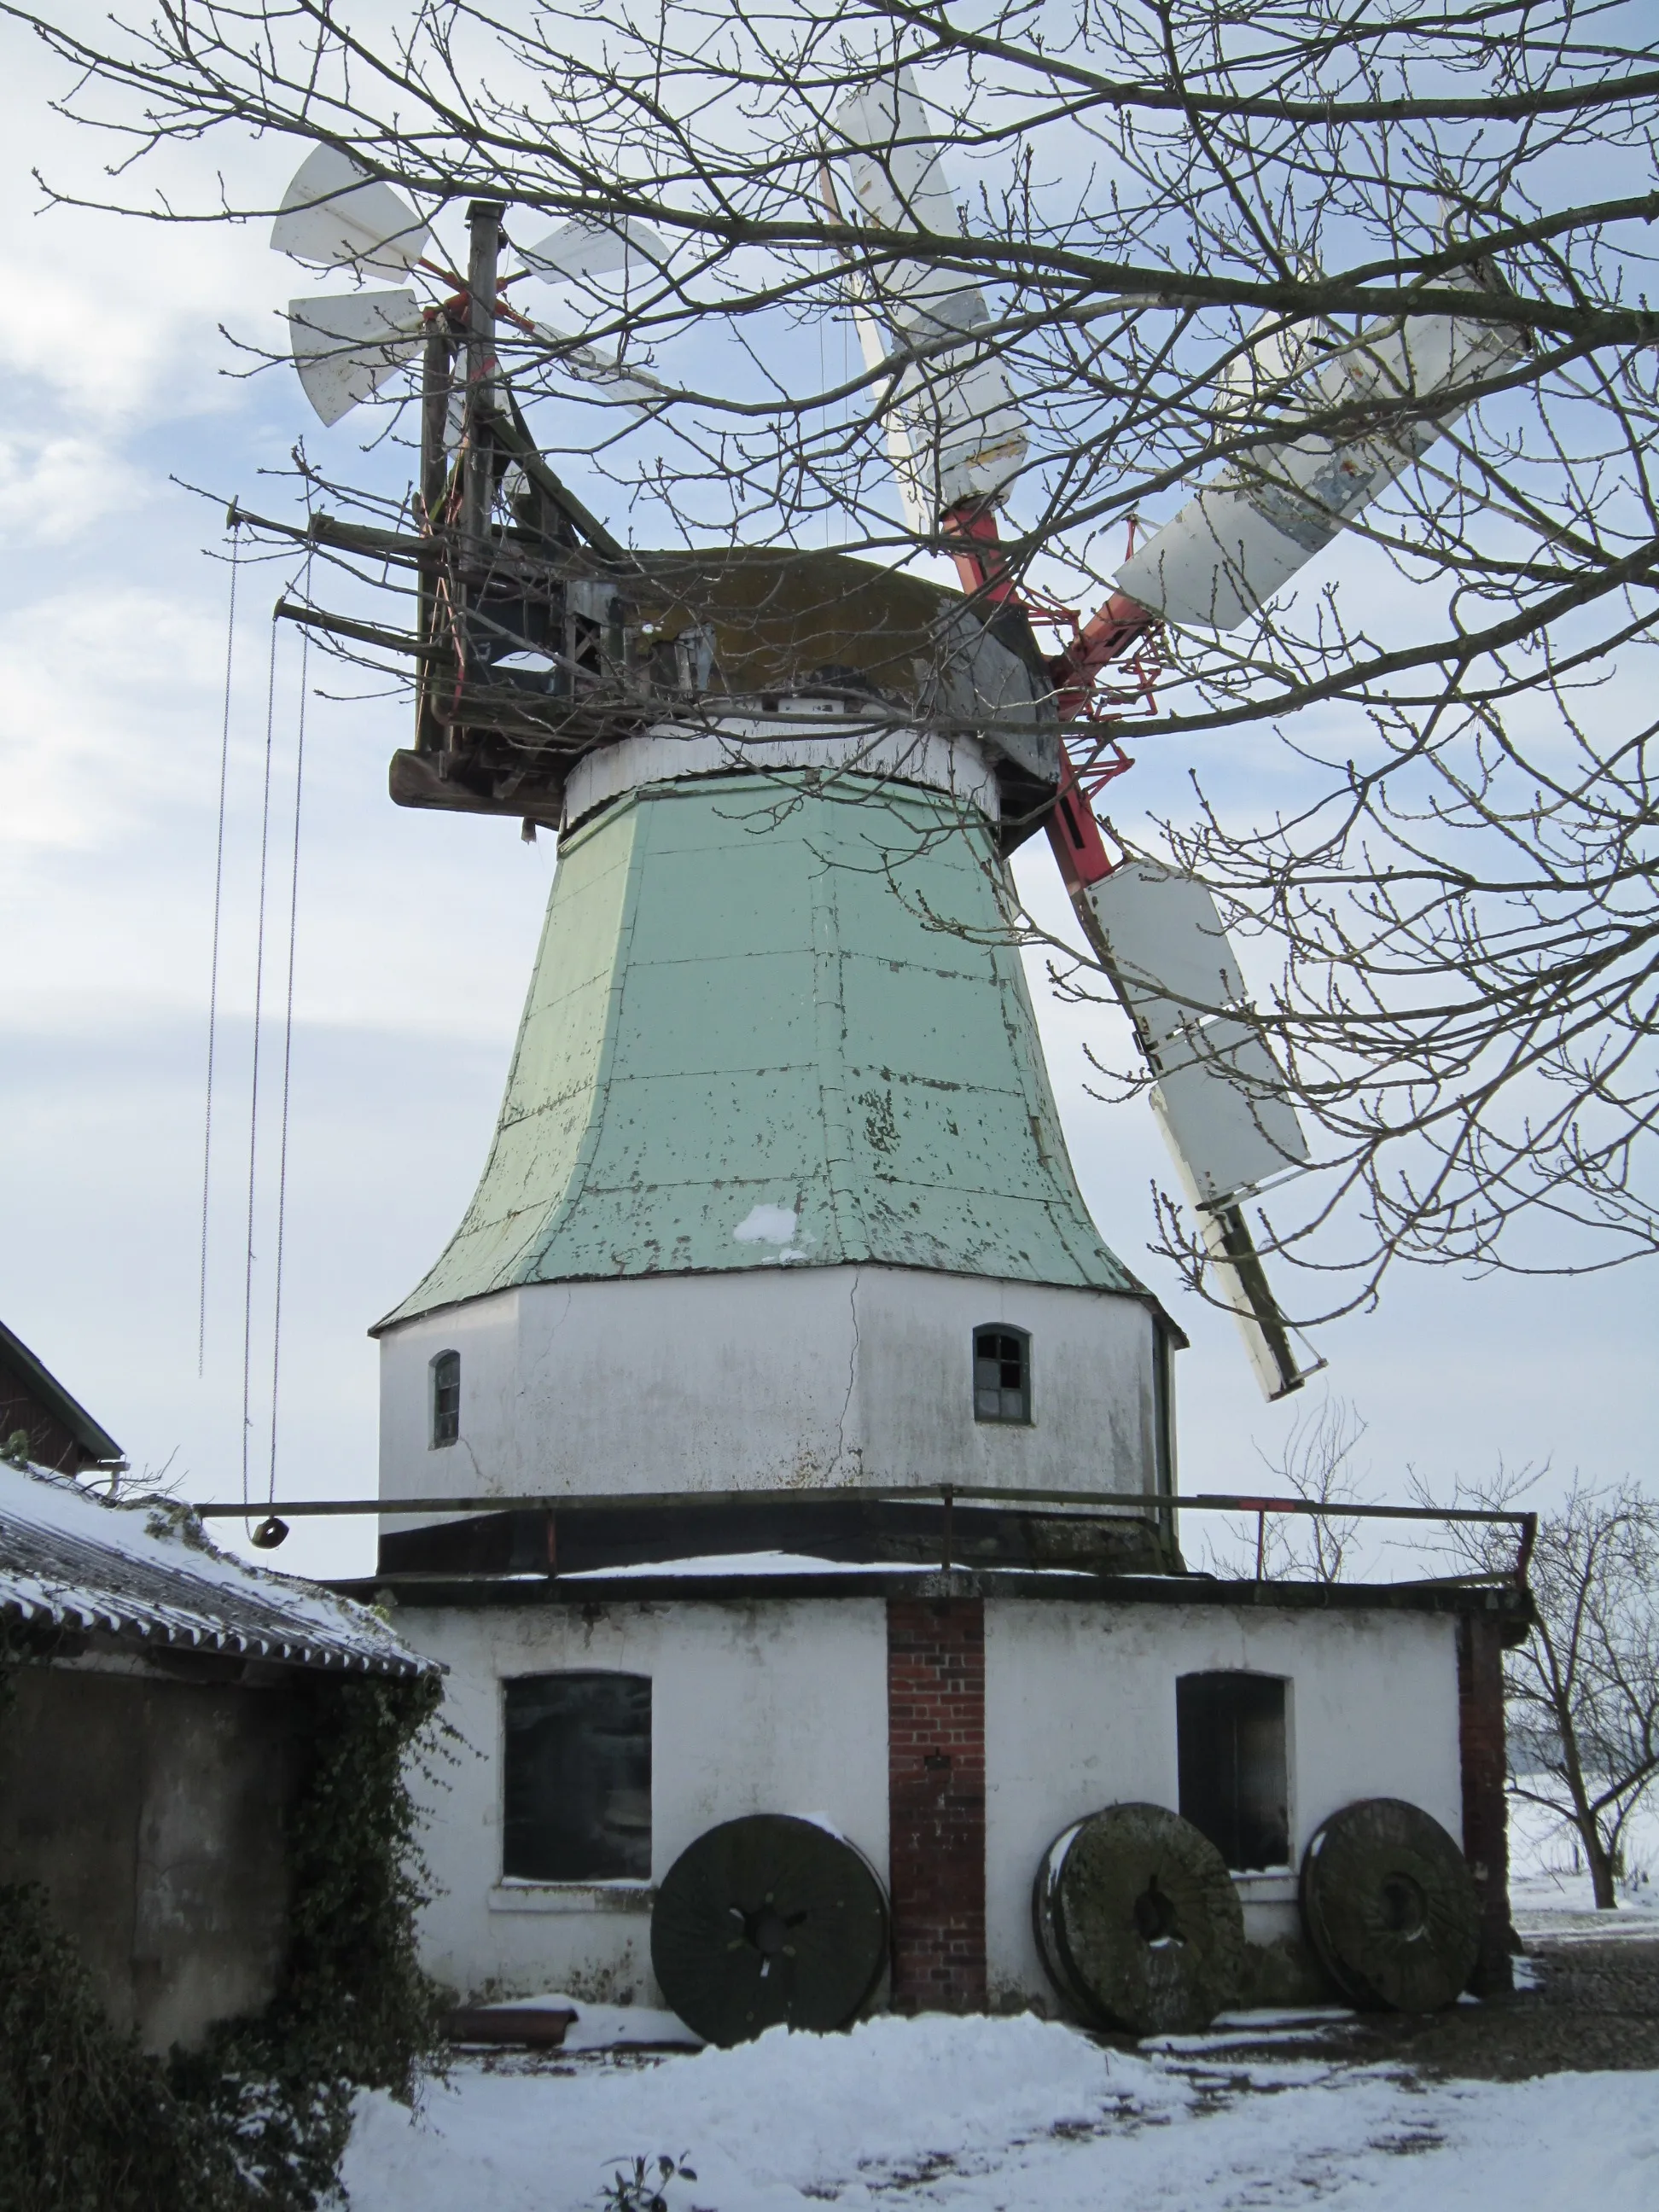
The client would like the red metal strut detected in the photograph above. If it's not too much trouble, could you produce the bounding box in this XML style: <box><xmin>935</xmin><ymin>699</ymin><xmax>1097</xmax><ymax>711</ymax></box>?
<box><xmin>941</xmin><ymin>502</ymin><xmax>1156</xmax><ymax>890</ymax></box>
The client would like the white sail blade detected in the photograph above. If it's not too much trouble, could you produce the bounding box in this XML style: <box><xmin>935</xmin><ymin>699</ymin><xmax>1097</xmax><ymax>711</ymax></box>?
<box><xmin>1077</xmin><ymin>857</ymin><xmax>1310</xmax><ymax>1203</ymax></box>
<box><xmin>1148</xmin><ymin>1023</ymin><xmax>1311</xmax><ymax>1205</ymax></box>
<box><xmin>523</xmin><ymin>216</ymin><xmax>667</xmax><ymax>285</ymax></box>
<box><xmin>287</xmin><ymin>291</ymin><xmax>424</xmax><ymax>425</ymax></box>
<box><xmin>525</xmin><ymin>320</ymin><xmax>670</xmax><ymax>405</ymax></box>
<box><xmin>831</xmin><ymin>70</ymin><xmax>1027</xmax><ymax>523</ymax></box>
<box><xmin>1118</xmin><ymin>294</ymin><xmax>1526</xmax><ymax>630</ymax></box>
<box><xmin>1074</xmin><ymin>858</ymin><xmax>1247</xmax><ymax>1049</ymax></box>
<box><xmin>272</xmin><ymin>144</ymin><xmax>433</xmax><ymax>279</ymax></box>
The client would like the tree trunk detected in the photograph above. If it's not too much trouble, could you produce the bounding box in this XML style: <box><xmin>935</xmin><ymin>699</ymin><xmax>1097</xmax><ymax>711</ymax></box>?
<box><xmin>1585</xmin><ymin>1826</ymin><xmax>1618</xmax><ymax>1910</ymax></box>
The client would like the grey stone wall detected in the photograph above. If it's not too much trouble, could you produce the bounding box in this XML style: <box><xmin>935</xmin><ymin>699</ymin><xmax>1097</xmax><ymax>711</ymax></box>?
<box><xmin>0</xmin><ymin>1661</ymin><xmax>305</xmax><ymax>2052</ymax></box>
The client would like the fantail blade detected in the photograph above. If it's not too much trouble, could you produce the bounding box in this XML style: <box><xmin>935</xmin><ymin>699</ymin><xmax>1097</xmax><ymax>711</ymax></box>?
<box><xmin>287</xmin><ymin>290</ymin><xmax>424</xmax><ymax>424</ymax></box>
<box><xmin>272</xmin><ymin>145</ymin><xmax>434</xmax><ymax>280</ymax></box>
<box><xmin>522</xmin><ymin>215</ymin><xmax>667</xmax><ymax>286</ymax></box>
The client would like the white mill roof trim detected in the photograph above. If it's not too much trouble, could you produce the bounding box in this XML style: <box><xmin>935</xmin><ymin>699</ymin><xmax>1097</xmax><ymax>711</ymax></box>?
<box><xmin>0</xmin><ymin>1463</ymin><xmax>431</xmax><ymax>1677</ymax></box>
<box><xmin>562</xmin><ymin>715</ymin><xmax>1002</xmax><ymax>832</ymax></box>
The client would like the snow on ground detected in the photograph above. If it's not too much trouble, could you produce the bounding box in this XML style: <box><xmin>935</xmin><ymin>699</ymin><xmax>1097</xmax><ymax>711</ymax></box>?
<box><xmin>1510</xmin><ymin>1781</ymin><xmax>1659</xmax><ymax>1931</ymax></box>
<box><xmin>341</xmin><ymin>2012</ymin><xmax>1659</xmax><ymax>2212</ymax></box>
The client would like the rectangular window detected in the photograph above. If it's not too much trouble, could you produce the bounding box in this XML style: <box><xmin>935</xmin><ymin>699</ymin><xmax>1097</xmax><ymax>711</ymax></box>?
<box><xmin>431</xmin><ymin>1350</ymin><xmax>460</xmax><ymax>1448</ymax></box>
<box><xmin>973</xmin><ymin>1326</ymin><xmax>1031</xmax><ymax>1424</ymax></box>
<box><xmin>1177</xmin><ymin>1671</ymin><xmax>1289</xmax><ymax>1871</ymax></box>
<box><xmin>502</xmin><ymin>1672</ymin><xmax>651</xmax><ymax>1882</ymax></box>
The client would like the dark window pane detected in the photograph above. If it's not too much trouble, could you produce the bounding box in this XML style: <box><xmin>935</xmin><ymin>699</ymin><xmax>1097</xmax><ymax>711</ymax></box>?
<box><xmin>1177</xmin><ymin>1672</ymin><xmax>1289</xmax><ymax>1871</ymax></box>
<box><xmin>432</xmin><ymin>1351</ymin><xmax>460</xmax><ymax>1447</ymax></box>
<box><xmin>972</xmin><ymin>1327</ymin><xmax>1030</xmax><ymax>1424</ymax></box>
<box><xmin>503</xmin><ymin>1673</ymin><xmax>651</xmax><ymax>1881</ymax></box>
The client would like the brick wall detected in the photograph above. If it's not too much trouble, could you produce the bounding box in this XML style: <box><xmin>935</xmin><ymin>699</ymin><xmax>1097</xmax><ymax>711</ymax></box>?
<box><xmin>886</xmin><ymin>1595</ymin><xmax>987</xmax><ymax>2011</ymax></box>
<box><xmin>1458</xmin><ymin>1609</ymin><xmax>1514</xmax><ymax>1995</ymax></box>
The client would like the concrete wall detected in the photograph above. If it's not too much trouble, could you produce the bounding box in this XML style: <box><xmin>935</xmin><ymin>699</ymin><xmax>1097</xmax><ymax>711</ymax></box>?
<box><xmin>394</xmin><ymin>1590</ymin><xmax>1463</xmax><ymax>2016</ymax></box>
<box><xmin>380</xmin><ymin>1266</ymin><xmax>1161</xmax><ymax>1527</ymax></box>
<box><xmin>0</xmin><ymin>1661</ymin><xmax>304</xmax><ymax>2052</ymax></box>
<box><xmin>403</xmin><ymin>1596</ymin><xmax>891</xmax><ymax>2003</ymax></box>
<box><xmin>982</xmin><ymin>1600</ymin><xmax>1463</xmax><ymax>2003</ymax></box>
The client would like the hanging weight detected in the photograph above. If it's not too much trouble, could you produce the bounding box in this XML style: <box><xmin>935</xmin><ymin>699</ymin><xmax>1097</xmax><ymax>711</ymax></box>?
<box><xmin>651</xmin><ymin>1813</ymin><xmax>889</xmax><ymax>2047</ymax></box>
<box><xmin>1033</xmin><ymin>1802</ymin><xmax>1245</xmax><ymax>2034</ymax></box>
<box><xmin>1299</xmin><ymin>1797</ymin><xmax>1479</xmax><ymax>2012</ymax></box>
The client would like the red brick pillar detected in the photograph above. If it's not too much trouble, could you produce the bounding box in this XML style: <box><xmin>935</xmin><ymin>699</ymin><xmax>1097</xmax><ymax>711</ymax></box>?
<box><xmin>1458</xmin><ymin>1610</ymin><xmax>1513</xmax><ymax>1996</ymax></box>
<box><xmin>886</xmin><ymin>1596</ymin><xmax>987</xmax><ymax>2012</ymax></box>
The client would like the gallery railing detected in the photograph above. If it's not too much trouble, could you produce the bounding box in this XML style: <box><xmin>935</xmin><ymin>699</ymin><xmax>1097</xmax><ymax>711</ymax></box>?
<box><xmin>187</xmin><ymin>1482</ymin><xmax>1537</xmax><ymax>1591</ymax></box>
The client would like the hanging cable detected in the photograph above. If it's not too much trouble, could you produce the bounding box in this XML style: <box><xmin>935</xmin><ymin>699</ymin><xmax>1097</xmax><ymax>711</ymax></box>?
<box><xmin>241</xmin><ymin>610</ymin><xmax>281</xmax><ymax>1518</ymax></box>
<box><xmin>198</xmin><ymin>518</ymin><xmax>241</xmax><ymax>1375</ymax></box>
<box><xmin>265</xmin><ymin>585</ymin><xmax>311</xmax><ymax>1509</ymax></box>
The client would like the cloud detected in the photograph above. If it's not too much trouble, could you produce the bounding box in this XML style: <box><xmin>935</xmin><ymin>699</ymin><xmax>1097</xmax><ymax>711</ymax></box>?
<box><xmin>0</xmin><ymin>429</ymin><xmax>145</xmax><ymax>543</ymax></box>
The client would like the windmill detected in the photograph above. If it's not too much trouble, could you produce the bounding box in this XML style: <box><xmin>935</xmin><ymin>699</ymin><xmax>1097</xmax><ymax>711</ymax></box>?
<box><xmin>231</xmin><ymin>124</ymin><xmax>1533</xmax><ymax>2044</ymax></box>
<box><xmin>824</xmin><ymin>70</ymin><xmax>1526</xmax><ymax>1398</ymax></box>
<box><xmin>253</xmin><ymin>120</ymin><xmax>1519</xmax><ymax>1405</ymax></box>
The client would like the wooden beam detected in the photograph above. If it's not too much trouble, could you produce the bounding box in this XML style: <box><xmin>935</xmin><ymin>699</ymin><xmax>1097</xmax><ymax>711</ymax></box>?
<box><xmin>273</xmin><ymin>600</ymin><xmax>436</xmax><ymax>659</ymax></box>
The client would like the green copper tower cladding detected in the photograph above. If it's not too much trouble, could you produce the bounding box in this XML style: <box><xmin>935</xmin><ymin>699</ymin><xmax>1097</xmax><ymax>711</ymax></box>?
<box><xmin>385</xmin><ymin>769</ymin><xmax>1144</xmax><ymax>1324</ymax></box>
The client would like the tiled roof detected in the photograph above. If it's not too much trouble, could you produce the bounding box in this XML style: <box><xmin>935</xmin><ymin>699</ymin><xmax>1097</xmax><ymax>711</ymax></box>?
<box><xmin>0</xmin><ymin>1464</ymin><xmax>432</xmax><ymax>1677</ymax></box>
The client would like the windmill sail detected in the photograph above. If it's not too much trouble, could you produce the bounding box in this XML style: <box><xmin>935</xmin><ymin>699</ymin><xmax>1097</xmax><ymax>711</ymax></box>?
<box><xmin>1073</xmin><ymin>857</ymin><xmax>1316</xmax><ymax>1398</ymax></box>
<box><xmin>1118</xmin><ymin>286</ymin><xmax>1527</xmax><ymax>630</ymax></box>
<box><xmin>830</xmin><ymin>72</ymin><xmax>1027</xmax><ymax>530</ymax></box>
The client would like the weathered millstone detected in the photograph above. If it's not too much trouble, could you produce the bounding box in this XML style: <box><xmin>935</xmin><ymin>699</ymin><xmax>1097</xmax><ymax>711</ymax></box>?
<box><xmin>1033</xmin><ymin>1803</ymin><xmax>1246</xmax><ymax>2033</ymax></box>
<box><xmin>1299</xmin><ymin>1797</ymin><xmax>1480</xmax><ymax>2011</ymax></box>
<box><xmin>651</xmin><ymin>1813</ymin><xmax>888</xmax><ymax>2046</ymax></box>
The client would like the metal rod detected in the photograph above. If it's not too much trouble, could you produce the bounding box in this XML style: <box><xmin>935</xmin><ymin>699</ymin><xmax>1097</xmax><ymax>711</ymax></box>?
<box><xmin>184</xmin><ymin>1482</ymin><xmax>1534</xmax><ymax>1530</ymax></box>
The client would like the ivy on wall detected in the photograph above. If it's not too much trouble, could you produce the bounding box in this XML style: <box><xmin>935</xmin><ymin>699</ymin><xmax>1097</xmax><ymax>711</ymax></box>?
<box><xmin>0</xmin><ymin>1656</ymin><xmax>445</xmax><ymax>2211</ymax></box>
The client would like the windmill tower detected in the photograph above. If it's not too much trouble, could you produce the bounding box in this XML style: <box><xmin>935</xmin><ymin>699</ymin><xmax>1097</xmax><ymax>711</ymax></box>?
<box><xmin>260</xmin><ymin>108</ymin><xmax>1526</xmax><ymax>2038</ymax></box>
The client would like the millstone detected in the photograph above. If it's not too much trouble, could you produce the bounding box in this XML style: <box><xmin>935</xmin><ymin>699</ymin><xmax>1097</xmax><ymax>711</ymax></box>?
<box><xmin>651</xmin><ymin>1813</ymin><xmax>888</xmax><ymax>2046</ymax></box>
<box><xmin>1033</xmin><ymin>1803</ymin><xmax>1245</xmax><ymax>2034</ymax></box>
<box><xmin>1299</xmin><ymin>1796</ymin><xmax>1479</xmax><ymax>2012</ymax></box>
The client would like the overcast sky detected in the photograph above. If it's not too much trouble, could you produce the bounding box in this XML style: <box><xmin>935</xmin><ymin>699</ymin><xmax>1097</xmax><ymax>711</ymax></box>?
<box><xmin>0</xmin><ymin>20</ymin><xmax>1650</xmax><ymax>1583</ymax></box>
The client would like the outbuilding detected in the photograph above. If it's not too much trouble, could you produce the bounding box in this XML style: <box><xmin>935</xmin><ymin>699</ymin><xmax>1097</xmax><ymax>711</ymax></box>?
<box><xmin>0</xmin><ymin>1458</ymin><xmax>434</xmax><ymax>2053</ymax></box>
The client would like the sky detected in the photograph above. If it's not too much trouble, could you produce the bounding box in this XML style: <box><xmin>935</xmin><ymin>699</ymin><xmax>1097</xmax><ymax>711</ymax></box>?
<box><xmin>0</xmin><ymin>18</ymin><xmax>1650</xmax><ymax>1584</ymax></box>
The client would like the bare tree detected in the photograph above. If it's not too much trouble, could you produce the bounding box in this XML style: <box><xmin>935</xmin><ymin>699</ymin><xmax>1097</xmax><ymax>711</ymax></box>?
<box><xmin>1438</xmin><ymin>1476</ymin><xmax>1659</xmax><ymax>1910</ymax></box>
<box><xmin>1253</xmin><ymin>1396</ymin><xmax>1369</xmax><ymax>1583</ymax></box>
<box><xmin>7</xmin><ymin>0</ymin><xmax>1656</xmax><ymax>1324</ymax></box>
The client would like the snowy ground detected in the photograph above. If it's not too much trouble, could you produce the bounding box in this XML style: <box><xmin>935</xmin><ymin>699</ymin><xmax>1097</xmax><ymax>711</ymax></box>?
<box><xmin>341</xmin><ymin>2009</ymin><xmax>1657</xmax><ymax>2212</ymax></box>
<box><xmin>1510</xmin><ymin>1784</ymin><xmax>1659</xmax><ymax>1930</ymax></box>
<box><xmin>341</xmin><ymin>1800</ymin><xmax>1659</xmax><ymax>2209</ymax></box>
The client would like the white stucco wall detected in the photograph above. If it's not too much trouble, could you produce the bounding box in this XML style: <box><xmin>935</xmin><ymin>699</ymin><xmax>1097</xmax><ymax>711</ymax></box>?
<box><xmin>401</xmin><ymin>1595</ymin><xmax>890</xmax><ymax>2004</ymax></box>
<box><xmin>397</xmin><ymin>1588</ymin><xmax>1466</xmax><ymax>2017</ymax></box>
<box><xmin>378</xmin><ymin>1266</ymin><xmax>1161</xmax><ymax>1526</ymax></box>
<box><xmin>982</xmin><ymin>1600</ymin><xmax>1464</xmax><ymax>2004</ymax></box>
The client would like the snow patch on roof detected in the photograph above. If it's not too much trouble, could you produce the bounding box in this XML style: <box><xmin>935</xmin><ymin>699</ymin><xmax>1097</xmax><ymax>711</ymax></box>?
<box><xmin>0</xmin><ymin>1462</ymin><xmax>433</xmax><ymax>1676</ymax></box>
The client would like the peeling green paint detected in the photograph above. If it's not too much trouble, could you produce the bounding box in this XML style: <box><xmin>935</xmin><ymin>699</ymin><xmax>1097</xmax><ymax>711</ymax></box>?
<box><xmin>381</xmin><ymin>773</ymin><xmax>1143</xmax><ymax>1326</ymax></box>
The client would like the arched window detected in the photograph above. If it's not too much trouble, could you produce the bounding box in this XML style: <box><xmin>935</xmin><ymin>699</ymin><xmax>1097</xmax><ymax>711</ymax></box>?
<box><xmin>503</xmin><ymin>1672</ymin><xmax>652</xmax><ymax>1882</ymax></box>
<box><xmin>1177</xmin><ymin>1671</ymin><xmax>1289</xmax><ymax>1871</ymax></box>
<box><xmin>429</xmin><ymin>1349</ymin><xmax>460</xmax><ymax>1448</ymax></box>
<box><xmin>973</xmin><ymin>1324</ymin><xmax>1031</xmax><ymax>1424</ymax></box>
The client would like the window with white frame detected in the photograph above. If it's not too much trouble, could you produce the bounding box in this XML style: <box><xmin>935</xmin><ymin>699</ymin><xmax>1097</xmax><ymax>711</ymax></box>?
<box><xmin>429</xmin><ymin>1349</ymin><xmax>460</xmax><ymax>1448</ymax></box>
<box><xmin>973</xmin><ymin>1324</ymin><xmax>1032</xmax><ymax>1424</ymax></box>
